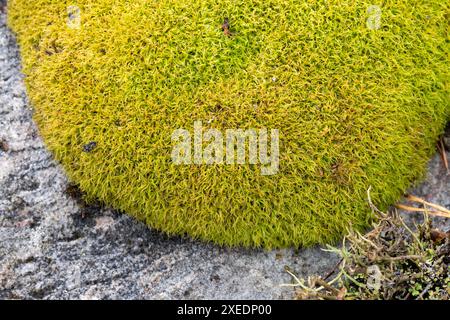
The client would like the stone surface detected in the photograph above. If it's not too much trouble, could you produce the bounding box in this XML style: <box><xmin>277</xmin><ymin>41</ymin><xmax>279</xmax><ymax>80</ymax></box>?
<box><xmin>0</xmin><ymin>3</ymin><xmax>448</xmax><ymax>299</ymax></box>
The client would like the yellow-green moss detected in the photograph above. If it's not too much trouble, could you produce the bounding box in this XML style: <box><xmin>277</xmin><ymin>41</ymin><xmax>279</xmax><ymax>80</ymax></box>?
<box><xmin>7</xmin><ymin>0</ymin><xmax>449</xmax><ymax>248</ymax></box>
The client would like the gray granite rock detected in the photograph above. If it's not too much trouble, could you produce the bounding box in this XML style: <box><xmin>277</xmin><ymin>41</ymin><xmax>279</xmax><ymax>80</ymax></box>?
<box><xmin>0</xmin><ymin>4</ymin><xmax>448</xmax><ymax>300</ymax></box>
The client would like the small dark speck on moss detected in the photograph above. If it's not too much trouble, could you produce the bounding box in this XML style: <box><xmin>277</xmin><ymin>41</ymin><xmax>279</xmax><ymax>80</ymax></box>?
<box><xmin>82</xmin><ymin>141</ymin><xmax>97</xmax><ymax>153</ymax></box>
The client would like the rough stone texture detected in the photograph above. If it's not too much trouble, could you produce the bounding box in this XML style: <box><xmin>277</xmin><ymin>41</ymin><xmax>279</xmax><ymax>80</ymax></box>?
<box><xmin>0</xmin><ymin>4</ymin><xmax>448</xmax><ymax>299</ymax></box>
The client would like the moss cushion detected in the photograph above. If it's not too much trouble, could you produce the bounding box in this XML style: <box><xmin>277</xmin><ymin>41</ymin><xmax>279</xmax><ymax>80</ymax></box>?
<box><xmin>8</xmin><ymin>0</ymin><xmax>449</xmax><ymax>248</ymax></box>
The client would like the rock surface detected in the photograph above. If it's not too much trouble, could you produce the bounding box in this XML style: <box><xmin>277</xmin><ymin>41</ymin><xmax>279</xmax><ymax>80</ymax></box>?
<box><xmin>0</xmin><ymin>4</ymin><xmax>448</xmax><ymax>299</ymax></box>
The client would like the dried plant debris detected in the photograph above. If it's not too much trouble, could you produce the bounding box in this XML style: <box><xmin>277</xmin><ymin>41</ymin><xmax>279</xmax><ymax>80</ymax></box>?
<box><xmin>396</xmin><ymin>194</ymin><xmax>450</xmax><ymax>219</ymax></box>
<box><xmin>221</xmin><ymin>17</ymin><xmax>233</xmax><ymax>37</ymax></box>
<box><xmin>437</xmin><ymin>136</ymin><xmax>449</xmax><ymax>173</ymax></box>
<box><xmin>289</xmin><ymin>211</ymin><xmax>450</xmax><ymax>300</ymax></box>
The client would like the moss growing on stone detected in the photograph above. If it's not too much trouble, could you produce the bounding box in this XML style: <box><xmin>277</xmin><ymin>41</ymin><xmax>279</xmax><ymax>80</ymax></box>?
<box><xmin>7</xmin><ymin>0</ymin><xmax>449</xmax><ymax>248</ymax></box>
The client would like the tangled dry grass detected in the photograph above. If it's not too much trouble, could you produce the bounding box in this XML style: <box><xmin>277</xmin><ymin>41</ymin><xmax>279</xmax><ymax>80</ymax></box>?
<box><xmin>288</xmin><ymin>191</ymin><xmax>450</xmax><ymax>300</ymax></box>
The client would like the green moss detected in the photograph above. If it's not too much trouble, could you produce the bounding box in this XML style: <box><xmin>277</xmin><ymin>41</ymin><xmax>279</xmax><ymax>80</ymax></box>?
<box><xmin>7</xmin><ymin>0</ymin><xmax>449</xmax><ymax>248</ymax></box>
